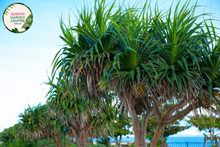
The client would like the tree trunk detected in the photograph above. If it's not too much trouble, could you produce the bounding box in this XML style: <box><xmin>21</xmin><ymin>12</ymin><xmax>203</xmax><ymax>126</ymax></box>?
<box><xmin>211</xmin><ymin>138</ymin><xmax>214</xmax><ymax>146</ymax></box>
<box><xmin>43</xmin><ymin>130</ymin><xmax>62</xmax><ymax>147</ymax></box>
<box><xmin>87</xmin><ymin>137</ymin><xmax>93</xmax><ymax>146</ymax></box>
<box><xmin>57</xmin><ymin>134</ymin><xmax>61</xmax><ymax>147</ymax></box>
<box><xmin>211</xmin><ymin>134</ymin><xmax>214</xmax><ymax>146</ymax></box>
<box><xmin>56</xmin><ymin>143</ymin><xmax>61</xmax><ymax>147</ymax></box>
<box><xmin>81</xmin><ymin>130</ymin><xmax>87</xmax><ymax>147</ymax></box>
<box><xmin>115</xmin><ymin>135</ymin><xmax>122</xmax><ymax>147</ymax></box>
<box><xmin>149</xmin><ymin>101</ymin><xmax>199</xmax><ymax>147</ymax></box>
<box><xmin>50</xmin><ymin>133</ymin><xmax>61</xmax><ymax>147</ymax></box>
<box><xmin>70</xmin><ymin>127</ymin><xmax>82</xmax><ymax>147</ymax></box>
<box><xmin>66</xmin><ymin>136</ymin><xmax>71</xmax><ymax>147</ymax></box>
<box><xmin>130</xmin><ymin>111</ymin><xmax>145</xmax><ymax>147</ymax></box>
<box><xmin>150</xmin><ymin>123</ymin><xmax>163</xmax><ymax>147</ymax></box>
<box><xmin>161</xmin><ymin>125</ymin><xmax>165</xmax><ymax>147</ymax></box>
<box><xmin>128</xmin><ymin>107</ymin><xmax>154</xmax><ymax>147</ymax></box>
<box><xmin>119</xmin><ymin>135</ymin><xmax>122</xmax><ymax>146</ymax></box>
<box><xmin>129</xmin><ymin>111</ymin><xmax>146</xmax><ymax>147</ymax></box>
<box><xmin>70</xmin><ymin>127</ymin><xmax>93</xmax><ymax>147</ymax></box>
<box><xmin>115</xmin><ymin>136</ymin><xmax>119</xmax><ymax>147</ymax></box>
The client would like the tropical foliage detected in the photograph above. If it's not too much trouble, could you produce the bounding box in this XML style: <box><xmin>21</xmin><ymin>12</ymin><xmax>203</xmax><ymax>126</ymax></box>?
<box><xmin>112</xmin><ymin>114</ymin><xmax>132</xmax><ymax>147</ymax></box>
<box><xmin>0</xmin><ymin>123</ymin><xmax>36</xmax><ymax>147</ymax></box>
<box><xmin>95</xmin><ymin>101</ymin><xmax>132</xmax><ymax>147</ymax></box>
<box><xmin>45</xmin><ymin>70</ymin><xmax>115</xmax><ymax>147</ymax></box>
<box><xmin>51</xmin><ymin>0</ymin><xmax>220</xmax><ymax>146</ymax></box>
<box><xmin>50</xmin><ymin>0</ymin><xmax>219</xmax><ymax>147</ymax></box>
<box><xmin>2</xmin><ymin>0</ymin><xmax>220</xmax><ymax>147</ymax></box>
<box><xmin>18</xmin><ymin>103</ymin><xmax>71</xmax><ymax>147</ymax></box>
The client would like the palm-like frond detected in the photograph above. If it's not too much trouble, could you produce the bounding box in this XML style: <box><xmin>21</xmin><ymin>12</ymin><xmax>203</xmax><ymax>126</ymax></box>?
<box><xmin>51</xmin><ymin>0</ymin><xmax>220</xmax><ymax>122</ymax></box>
<box><xmin>18</xmin><ymin>104</ymin><xmax>47</xmax><ymax>140</ymax></box>
<box><xmin>198</xmin><ymin>20</ymin><xmax>220</xmax><ymax>107</ymax></box>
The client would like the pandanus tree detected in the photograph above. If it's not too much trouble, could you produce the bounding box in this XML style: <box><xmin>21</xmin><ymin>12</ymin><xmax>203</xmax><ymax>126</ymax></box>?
<box><xmin>186</xmin><ymin>20</ymin><xmax>220</xmax><ymax>147</ymax></box>
<box><xmin>46</xmin><ymin>71</ymin><xmax>115</xmax><ymax>147</ymax></box>
<box><xmin>0</xmin><ymin>123</ymin><xmax>22</xmax><ymax>144</ymax></box>
<box><xmin>18</xmin><ymin>104</ymin><xmax>71</xmax><ymax>147</ymax></box>
<box><xmin>0</xmin><ymin>123</ymin><xmax>38</xmax><ymax>147</ymax></box>
<box><xmin>51</xmin><ymin>0</ymin><xmax>220</xmax><ymax>146</ymax></box>
<box><xmin>199</xmin><ymin>20</ymin><xmax>220</xmax><ymax>108</ymax></box>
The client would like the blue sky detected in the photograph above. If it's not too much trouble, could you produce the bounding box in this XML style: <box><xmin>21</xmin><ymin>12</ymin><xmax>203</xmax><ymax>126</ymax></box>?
<box><xmin>0</xmin><ymin>0</ymin><xmax>220</xmax><ymax>137</ymax></box>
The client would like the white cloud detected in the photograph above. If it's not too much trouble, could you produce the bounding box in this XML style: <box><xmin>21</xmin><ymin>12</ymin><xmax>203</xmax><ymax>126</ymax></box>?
<box><xmin>170</xmin><ymin>126</ymin><xmax>205</xmax><ymax>137</ymax></box>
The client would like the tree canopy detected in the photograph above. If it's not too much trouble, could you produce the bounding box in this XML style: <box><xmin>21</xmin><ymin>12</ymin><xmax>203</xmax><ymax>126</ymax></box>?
<box><xmin>51</xmin><ymin>0</ymin><xmax>220</xmax><ymax>146</ymax></box>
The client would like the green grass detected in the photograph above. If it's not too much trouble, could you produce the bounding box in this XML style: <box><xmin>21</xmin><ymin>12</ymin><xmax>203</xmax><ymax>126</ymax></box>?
<box><xmin>0</xmin><ymin>140</ymin><xmax>106</xmax><ymax>147</ymax></box>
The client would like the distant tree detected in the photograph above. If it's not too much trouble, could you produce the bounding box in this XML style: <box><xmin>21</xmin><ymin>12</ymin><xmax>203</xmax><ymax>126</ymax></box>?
<box><xmin>187</xmin><ymin>114</ymin><xmax>220</xmax><ymax>146</ymax></box>
<box><xmin>0</xmin><ymin>125</ymin><xmax>18</xmax><ymax>143</ymax></box>
<box><xmin>0</xmin><ymin>124</ymin><xmax>20</xmax><ymax>143</ymax></box>
<box><xmin>96</xmin><ymin>136</ymin><xmax>111</xmax><ymax>147</ymax></box>
<box><xmin>46</xmin><ymin>73</ymin><xmax>115</xmax><ymax>147</ymax></box>
<box><xmin>0</xmin><ymin>123</ymin><xmax>36</xmax><ymax>147</ymax></box>
<box><xmin>112</xmin><ymin>105</ymin><xmax>132</xmax><ymax>147</ymax></box>
<box><xmin>19</xmin><ymin>104</ymin><xmax>71</xmax><ymax>147</ymax></box>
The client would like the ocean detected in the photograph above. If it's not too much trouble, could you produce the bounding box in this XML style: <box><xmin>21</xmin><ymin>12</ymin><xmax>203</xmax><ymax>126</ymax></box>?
<box><xmin>166</xmin><ymin>137</ymin><xmax>216</xmax><ymax>147</ymax></box>
<box><xmin>95</xmin><ymin>137</ymin><xmax>217</xmax><ymax>147</ymax></box>
<box><xmin>107</xmin><ymin>136</ymin><xmax>205</xmax><ymax>142</ymax></box>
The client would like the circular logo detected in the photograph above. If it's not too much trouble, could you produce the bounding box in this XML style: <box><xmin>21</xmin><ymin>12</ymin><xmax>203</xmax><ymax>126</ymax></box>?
<box><xmin>3</xmin><ymin>3</ymin><xmax>33</xmax><ymax>33</ymax></box>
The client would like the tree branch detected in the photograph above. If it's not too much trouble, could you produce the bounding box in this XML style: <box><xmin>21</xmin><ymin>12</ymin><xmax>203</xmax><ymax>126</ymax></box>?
<box><xmin>153</xmin><ymin>98</ymin><xmax>162</xmax><ymax>122</ymax></box>
<box><xmin>85</xmin><ymin>126</ymin><xmax>94</xmax><ymax>140</ymax></box>
<box><xmin>57</xmin><ymin>133</ymin><xmax>60</xmax><ymax>147</ymax></box>
<box><xmin>142</xmin><ymin>108</ymin><xmax>154</xmax><ymax>133</ymax></box>
<box><xmin>141</xmin><ymin>108</ymin><xmax>154</xmax><ymax>147</ymax></box>
<box><xmin>164</xmin><ymin>103</ymin><xmax>199</xmax><ymax>124</ymax></box>
<box><xmin>65</xmin><ymin>136</ymin><xmax>71</xmax><ymax>147</ymax></box>
<box><xmin>81</xmin><ymin>130</ymin><xmax>85</xmax><ymax>147</ymax></box>
<box><xmin>42</xmin><ymin>129</ymin><xmax>57</xmax><ymax>144</ymax></box>
<box><xmin>150</xmin><ymin>122</ymin><xmax>163</xmax><ymax>147</ymax></box>
<box><xmin>69</xmin><ymin>127</ymin><xmax>81</xmax><ymax>146</ymax></box>
<box><xmin>164</xmin><ymin>99</ymin><xmax>188</xmax><ymax>119</ymax></box>
<box><xmin>50</xmin><ymin>133</ymin><xmax>57</xmax><ymax>144</ymax></box>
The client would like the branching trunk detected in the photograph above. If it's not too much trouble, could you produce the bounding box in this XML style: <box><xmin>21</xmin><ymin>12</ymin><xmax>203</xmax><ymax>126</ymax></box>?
<box><xmin>128</xmin><ymin>107</ymin><xmax>154</xmax><ymax>147</ymax></box>
<box><xmin>150</xmin><ymin>98</ymin><xmax>163</xmax><ymax>147</ymax></box>
<box><xmin>150</xmin><ymin>123</ymin><xmax>163</xmax><ymax>147</ymax></box>
<box><xmin>81</xmin><ymin>130</ymin><xmax>87</xmax><ymax>147</ymax></box>
<box><xmin>70</xmin><ymin>126</ymin><xmax>94</xmax><ymax>147</ymax></box>
<box><xmin>130</xmin><ymin>111</ymin><xmax>143</xmax><ymax>147</ymax></box>
<box><xmin>161</xmin><ymin>125</ymin><xmax>165</xmax><ymax>147</ymax></box>
<box><xmin>86</xmin><ymin>137</ymin><xmax>93</xmax><ymax>146</ymax></box>
<box><xmin>70</xmin><ymin>127</ymin><xmax>82</xmax><ymax>147</ymax></box>
<box><xmin>115</xmin><ymin>137</ymin><xmax>120</xmax><ymax>147</ymax></box>
<box><xmin>150</xmin><ymin>101</ymin><xmax>199</xmax><ymax>147</ymax></box>
<box><xmin>211</xmin><ymin>128</ymin><xmax>214</xmax><ymax>146</ymax></box>
<box><xmin>115</xmin><ymin>135</ymin><xmax>122</xmax><ymax>147</ymax></box>
<box><xmin>42</xmin><ymin>129</ymin><xmax>63</xmax><ymax>147</ymax></box>
<box><xmin>211</xmin><ymin>136</ymin><xmax>214</xmax><ymax>146</ymax></box>
<box><xmin>57</xmin><ymin>133</ymin><xmax>61</xmax><ymax>147</ymax></box>
<box><xmin>119</xmin><ymin>135</ymin><xmax>122</xmax><ymax>146</ymax></box>
<box><xmin>49</xmin><ymin>133</ymin><xmax>61</xmax><ymax>147</ymax></box>
<box><xmin>66</xmin><ymin>136</ymin><xmax>71</xmax><ymax>147</ymax></box>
